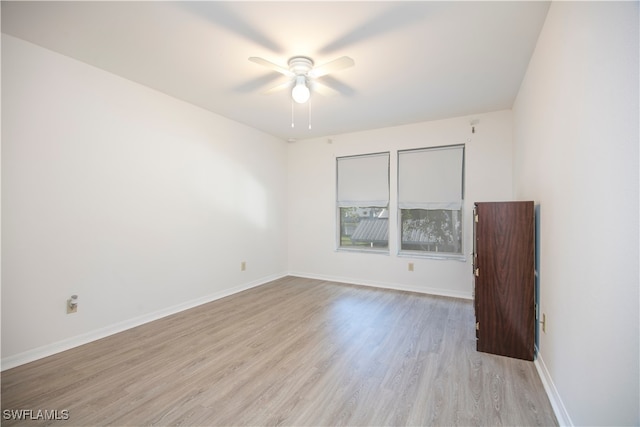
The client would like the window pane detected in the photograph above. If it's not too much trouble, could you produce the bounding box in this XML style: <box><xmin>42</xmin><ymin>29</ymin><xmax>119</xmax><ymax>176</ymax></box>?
<box><xmin>340</xmin><ymin>207</ymin><xmax>388</xmax><ymax>249</ymax></box>
<box><xmin>401</xmin><ymin>209</ymin><xmax>462</xmax><ymax>254</ymax></box>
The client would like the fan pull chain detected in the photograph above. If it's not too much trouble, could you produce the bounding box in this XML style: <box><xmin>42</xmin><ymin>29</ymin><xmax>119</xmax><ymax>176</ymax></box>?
<box><xmin>290</xmin><ymin>98</ymin><xmax>313</xmax><ymax>130</ymax></box>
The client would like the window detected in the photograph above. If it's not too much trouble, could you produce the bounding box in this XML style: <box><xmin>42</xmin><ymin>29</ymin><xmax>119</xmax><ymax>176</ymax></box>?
<box><xmin>398</xmin><ymin>145</ymin><xmax>464</xmax><ymax>256</ymax></box>
<box><xmin>337</xmin><ymin>153</ymin><xmax>389</xmax><ymax>250</ymax></box>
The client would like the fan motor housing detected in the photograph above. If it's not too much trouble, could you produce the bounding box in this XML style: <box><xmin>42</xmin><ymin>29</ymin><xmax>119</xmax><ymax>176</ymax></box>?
<box><xmin>288</xmin><ymin>56</ymin><xmax>314</xmax><ymax>75</ymax></box>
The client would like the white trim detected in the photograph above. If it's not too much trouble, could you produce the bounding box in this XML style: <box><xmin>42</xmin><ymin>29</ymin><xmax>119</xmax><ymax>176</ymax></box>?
<box><xmin>4</xmin><ymin>270</ymin><xmax>569</xmax><ymax>426</ymax></box>
<box><xmin>337</xmin><ymin>200</ymin><xmax>389</xmax><ymax>208</ymax></box>
<box><xmin>535</xmin><ymin>352</ymin><xmax>574</xmax><ymax>426</ymax></box>
<box><xmin>288</xmin><ymin>271</ymin><xmax>473</xmax><ymax>300</ymax></box>
<box><xmin>397</xmin><ymin>201</ymin><xmax>463</xmax><ymax>210</ymax></box>
<box><xmin>1</xmin><ymin>272</ymin><xmax>287</xmax><ymax>371</ymax></box>
<box><xmin>397</xmin><ymin>251</ymin><xmax>466</xmax><ymax>262</ymax></box>
<box><xmin>1</xmin><ymin>271</ymin><xmax>474</xmax><ymax>370</ymax></box>
<box><xmin>335</xmin><ymin>247</ymin><xmax>390</xmax><ymax>255</ymax></box>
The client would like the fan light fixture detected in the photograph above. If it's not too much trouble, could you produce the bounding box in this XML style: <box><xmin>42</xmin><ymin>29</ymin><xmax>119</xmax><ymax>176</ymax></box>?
<box><xmin>291</xmin><ymin>76</ymin><xmax>310</xmax><ymax>104</ymax></box>
<box><xmin>248</xmin><ymin>55</ymin><xmax>354</xmax><ymax>124</ymax></box>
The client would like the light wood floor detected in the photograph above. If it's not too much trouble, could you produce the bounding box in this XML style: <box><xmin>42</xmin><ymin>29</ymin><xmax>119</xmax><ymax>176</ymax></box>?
<box><xmin>2</xmin><ymin>276</ymin><xmax>557</xmax><ymax>426</ymax></box>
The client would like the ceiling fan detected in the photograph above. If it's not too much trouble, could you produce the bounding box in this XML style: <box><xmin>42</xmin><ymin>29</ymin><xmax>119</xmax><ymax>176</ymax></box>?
<box><xmin>248</xmin><ymin>55</ymin><xmax>355</xmax><ymax>103</ymax></box>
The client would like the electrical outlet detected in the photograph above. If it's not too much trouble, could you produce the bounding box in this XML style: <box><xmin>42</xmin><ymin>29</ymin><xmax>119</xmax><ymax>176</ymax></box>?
<box><xmin>408</xmin><ymin>262</ymin><xmax>414</xmax><ymax>272</ymax></box>
<box><xmin>67</xmin><ymin>296</ymin><xmax>78</xmax><ymax>314</ymax></box>
<box><xmin>241</xmin><ymin>261</ymin><xmax>246</xmax><ymax>271</ymax></box>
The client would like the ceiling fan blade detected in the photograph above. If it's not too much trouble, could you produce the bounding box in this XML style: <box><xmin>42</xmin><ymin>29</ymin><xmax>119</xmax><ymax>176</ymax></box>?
<box><xmin>181</xmin><ymin>3</ymin><xmax>283</xmax><ymax>54</ymax></box>
<box><xmin>319</xmin><ymin>3</ymin><xmax>434</xmax><ymax>55</ymax></box>
<box><xmin>311</xmin><ymin>76</ymin><xmax>356</xmax><ymax>97</ymax></box>
<box><xmin>310</xmin><ymin>81</ymin><xmax>340</xmax><ymax>97</ymax></box>
<box><xmin>234</xmin><ymin>73</ymin><xmax>285</xmax><ymax>94</ymax></box>
<box><xmin>308</xmin><ymin>56</ymin><xmax>355</xmax><ymax>78</ymax></box>
<box><xmin>249</xmin><ymin>57</ymin><xmax>293</xmax><ymax>77</ymax></box>
<box><xmin>263</xmin><ymin>79</ymin><xmax>293</xmax><ymax>95</ymax></box>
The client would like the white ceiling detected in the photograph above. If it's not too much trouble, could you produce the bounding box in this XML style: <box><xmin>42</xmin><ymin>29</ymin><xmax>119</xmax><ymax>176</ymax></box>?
<box><xmin>1</xmin><ymin>1</ymin><xmax>550</xmax><ymax>142</ymax></box>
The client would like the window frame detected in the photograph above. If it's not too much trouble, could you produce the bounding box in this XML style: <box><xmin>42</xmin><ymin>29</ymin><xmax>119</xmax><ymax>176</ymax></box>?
<box><xmin>397</xmin><ymin>145</ymin><xmax>465</xmax><ymax>260</ymax></box>
<box><xmin>335</xmin><ymin>152</ymin><xmax>390</xmax><ymax>254</ymax></box>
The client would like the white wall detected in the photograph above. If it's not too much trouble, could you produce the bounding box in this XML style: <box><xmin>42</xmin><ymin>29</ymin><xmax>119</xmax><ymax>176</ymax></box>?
<box><xmin>513</xmin><ymin>2</ymin><xmax>639</xmax><ymax>425</ymax></box>
<box><xmin>287</xmin><ymin>110</ymin><xmax>514</xmax><ymax>298</ymax></box>
<box><xmin>1</xmin><ymin>35</ymin><xmax>288</xmax><ymax>366</ymax></box>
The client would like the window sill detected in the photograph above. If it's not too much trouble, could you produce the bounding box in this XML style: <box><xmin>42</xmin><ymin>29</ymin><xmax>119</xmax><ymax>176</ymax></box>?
<box><xmin>336</xmin><ymin>247</ymin><xmax>390</xmax><ymax>255</ymax></box>
<box><xmin>397</xmin><ymin>251</ymin><xmax>466</xmax><ymax>262</ymax></box>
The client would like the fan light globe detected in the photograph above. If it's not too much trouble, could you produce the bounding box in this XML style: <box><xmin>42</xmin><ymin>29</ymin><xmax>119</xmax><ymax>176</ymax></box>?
<box><xmin>292</xmin><ymin>77</ymin><xmax>310</xmax><ymax>104</ymax></box>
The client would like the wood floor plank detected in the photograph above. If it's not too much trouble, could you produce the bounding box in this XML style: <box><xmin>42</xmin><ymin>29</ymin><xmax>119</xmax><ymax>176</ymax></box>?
<box><xmin>1</xmin><ymin>277</ymin><xmax>557</xmax><ymax>426</ymax></box>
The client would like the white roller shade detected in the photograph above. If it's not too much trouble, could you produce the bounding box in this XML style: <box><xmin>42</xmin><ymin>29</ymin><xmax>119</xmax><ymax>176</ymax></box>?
<box><xmin>337</xmin><ymin>153</ymin><xmax>389</xmax><ymax>207</ymax></box>
<box><xmin>398</xmin><ymin>145</ymin><xmax>464</xmax><ymax>210</ymax></box>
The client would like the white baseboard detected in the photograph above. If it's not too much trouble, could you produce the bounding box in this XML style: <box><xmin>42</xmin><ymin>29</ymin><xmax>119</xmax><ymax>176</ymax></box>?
<box><xmin>3</xmin><ymin>271</ymin><xmax>571</xmax><ymax>427</ymax></box>
<box><xmin>288</xmin><ymin>271</ymin><xmax>473</xmax><ymax>300</ymax></box>
<box><xmin>1</xmin><ymin>271</ymin><xmax>469</xmax><ymax>370</ymax></box>
<box><xmin>535</xmin><ymin>353</ymin><xmax>573</xmax><ymax>426</ymax></box>
<box><xmin>1</xmin><ymin>272</ymin><xmax>287</xmax><ymax>371</ymax></box>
